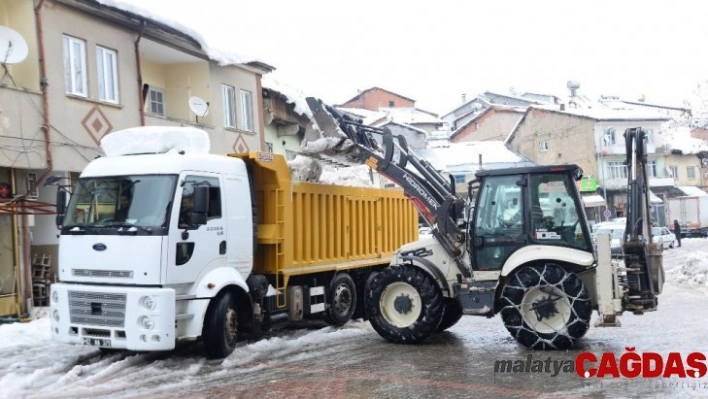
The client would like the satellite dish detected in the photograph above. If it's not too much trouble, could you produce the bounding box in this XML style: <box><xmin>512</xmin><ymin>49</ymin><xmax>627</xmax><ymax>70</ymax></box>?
<box><xmin>0</xmin><ymin>26</ymin><xmax>29</xmax><ymax>64</ymax></box>
<box><xmin>188</xmin><ymin>96</ymin><xmax>209</xmax><ymax>117</ymax></box>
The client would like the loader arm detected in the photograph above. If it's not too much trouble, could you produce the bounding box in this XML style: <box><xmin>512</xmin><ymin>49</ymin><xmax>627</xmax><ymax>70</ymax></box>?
<box><xmin>622</xmin><ymin>127</ymin><xmax>664</xmax><ymax>311</ymax></box>
<box><xmin>305</xmin><ymin>98</ymin><xmax>470</xmax><ymax>277</ymax></box>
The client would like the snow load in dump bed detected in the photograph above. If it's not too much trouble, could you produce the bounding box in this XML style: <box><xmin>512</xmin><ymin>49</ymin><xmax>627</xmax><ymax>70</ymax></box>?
<box><xmin>101</xmin><ymin>126</ymin><xmax>211</xmax><ymax>156</ymax></box>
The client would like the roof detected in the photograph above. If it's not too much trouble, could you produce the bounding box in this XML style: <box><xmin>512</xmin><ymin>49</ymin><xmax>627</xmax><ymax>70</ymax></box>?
<box><xmin>415</xmin><ymin>141</ymin><xmax>532</xmax><ymax>173</ymax></box>
<box><xmin>677</xmin><ymin>186</ymin><xmax>708</xmax><ymax>197</ymax></box>
<box><xmin>532</xmin><ymin>105</ymin><xmax>673</xmax><ymax>122</ymax></box>
<box><xmin>341</xmin><ymin>87</ymin><xmax>416</xmax><ymax>106</ymax></box>
<box><xmin>449</xmin><ymin>105</ymin><xmax>526</xmax><ymax>139</ymax></box>
<box><xmin>375</xmin><ymin>120</ymin><xmax>428</xmax><ymax>136</ymax></box>
<box><xmin>262</xmin><ymin>76</ymin><xmax>312</xmax><ymax>118</ymax></box>
<box><xmin>86</xmin><ymin>0</ymin><xmax>275</xmax><ymax>72</ymax></box>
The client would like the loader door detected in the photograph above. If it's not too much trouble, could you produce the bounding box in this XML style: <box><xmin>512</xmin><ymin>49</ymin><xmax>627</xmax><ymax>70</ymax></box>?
<box><xmin>472</xmin><ymin>175</ymin><xmax>527</xmax><ymax>271</ymax></box>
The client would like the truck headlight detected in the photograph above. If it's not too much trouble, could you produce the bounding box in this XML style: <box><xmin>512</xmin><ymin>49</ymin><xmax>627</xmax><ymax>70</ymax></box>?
<box><xmin>52</xmin><ymin>290</ymin><xmax>59</xmax><ymax>303</ymax></box>
<box><xmin>139</xmin><ymin>295</ymin><xmax>155</xmax><ymax>310</ymax></box>
<box><xmin>138</xmin><ymin>315</ymin><xmax>154</xmax><ymax>330</ymax></box>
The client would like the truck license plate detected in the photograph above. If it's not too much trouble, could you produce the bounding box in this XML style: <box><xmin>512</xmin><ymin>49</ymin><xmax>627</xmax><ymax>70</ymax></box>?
<box><xmin>83</xmin><ymin>338</ymin><xmax>111</xmax><ymax>347</ymax></box>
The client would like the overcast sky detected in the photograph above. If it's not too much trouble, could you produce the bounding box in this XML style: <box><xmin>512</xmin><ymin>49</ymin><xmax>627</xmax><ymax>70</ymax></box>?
<box><xmin>123</xmin><ymin>0</ymin><xmax>707</xmax><ymax>115</ymax></box>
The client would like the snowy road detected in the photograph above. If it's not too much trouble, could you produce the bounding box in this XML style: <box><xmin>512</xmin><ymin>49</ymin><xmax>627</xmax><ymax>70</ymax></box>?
<box><xmin>1</xmin><ymin>239</ymin><xmax>707</xmax><ymax>399</ymax></box>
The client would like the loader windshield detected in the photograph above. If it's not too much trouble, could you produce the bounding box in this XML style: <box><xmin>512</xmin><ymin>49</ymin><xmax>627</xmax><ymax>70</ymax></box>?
<box><xmin>62</xmin><ymin>175</ymin><xmax>177</xmax><ymax>234</ymax></box>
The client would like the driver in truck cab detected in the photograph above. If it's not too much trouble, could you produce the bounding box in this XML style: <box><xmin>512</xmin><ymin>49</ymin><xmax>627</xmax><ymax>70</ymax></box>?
<box><xmin>178</xmin><ymin>193</ymin><xmax>194</xmax><ymax>228</ymax></box>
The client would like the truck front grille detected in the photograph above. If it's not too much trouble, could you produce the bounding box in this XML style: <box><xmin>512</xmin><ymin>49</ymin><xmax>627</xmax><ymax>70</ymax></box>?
<box><xmin>68</xmin><ymin>291</ymin><xmax>126</xmax><ymax>327</ymax></box>
<box><xmin>72</xmin><ymin>269</ymin><xmax>133</xmax><ymax>279</ymax></box>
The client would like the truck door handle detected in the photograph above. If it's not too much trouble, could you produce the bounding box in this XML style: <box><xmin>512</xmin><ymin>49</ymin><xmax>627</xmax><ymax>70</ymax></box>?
<box><xmin>219</xmin><ymin>240</ymin><xmax>226</xmax><ymax>254</ymax></box>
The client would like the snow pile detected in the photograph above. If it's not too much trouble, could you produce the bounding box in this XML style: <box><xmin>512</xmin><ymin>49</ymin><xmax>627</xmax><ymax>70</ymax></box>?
<box><xmin>101</xmin><ymin>126</ymin><xmax>210</xmax><ymax>156</ymax></box>
<box><xmin>287</xmin><ymin>156</ymin><xmax>322</xmax><ymax>182</ymax></box>
<box><xmin>666</xmin><ymin>249</ymin><xmax>708</xmax><ymax>287</ymax></box>
<box><xmin>262</xmin><ymin>76</ymin><xmax>312</xmax><ymax>119</ymax></box>
<box><xmin>94</xmin><ymin>0</ymin><xmax>265</xmax><ymax>66</ymax></box>
<box><xmin>320</xmin><ymin>165</ymin><xmax>375</xmax><ymax>187</ymax></box>
<box><xmin>286</xmin><ymin>156</ymin><xmax>375</xmax><ymax>187</ymax></box>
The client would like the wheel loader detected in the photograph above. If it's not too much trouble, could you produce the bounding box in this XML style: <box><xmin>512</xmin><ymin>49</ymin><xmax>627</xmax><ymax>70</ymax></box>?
<box><xmin>303</xmin><ymin>98</ymin><xmax>664</xmax><ymax>349</ymax></box>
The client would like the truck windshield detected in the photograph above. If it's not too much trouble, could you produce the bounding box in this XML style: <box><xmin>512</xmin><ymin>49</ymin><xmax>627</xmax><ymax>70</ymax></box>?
<box><xmin>64</xmin><ymin>175</ymin><xmax>177</xmax><ymax>231</ymax></box>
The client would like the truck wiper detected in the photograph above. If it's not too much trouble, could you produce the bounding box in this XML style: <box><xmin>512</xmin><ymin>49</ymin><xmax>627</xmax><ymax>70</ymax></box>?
<box><xmin>115</xmin><ymin>224</ymin><xmax>153</xmax><ymax>235</ymax></box>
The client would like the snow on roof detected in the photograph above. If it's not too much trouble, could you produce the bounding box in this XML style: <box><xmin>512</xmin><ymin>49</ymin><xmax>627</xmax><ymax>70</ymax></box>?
<box><xmin>663</xmin><ymin>126</ymin><xmax>708</xmax><ymax>154</ymax></box>
<box><xmin>336</xmin><ymin>107</ymin><xmax>388</xmax><ymax>125</ymax></box>
<box><xmin>262</xmin><ymin>76</ymin><xmax>312</xmax><ymax>119</ymax></box>
<box><xmin>677</xmin><ymin>186</ymin><xmax>708</xmax><ymax>197</ymax></box>
<box><xmin>376</xmin><ymin>107</ymin><xmax>442</xmax><ymax>125</ymax></box>
<box><xmin>417</xmin><ymin>141</ymin><xmax>531</xmax><ymax>172</ymax></box>
<box><xmin>531</xmin><ymin>104</ymin><xmax>673</xmax><ymax>121</ymax></box>
<box><xmin>374</xmin><ymin>120</ymin><xmax>429</xmax><ymax>136</ymax></box>
<box><xmin>95</xmin><ymin>0</ymin><xmax>271</xmax><ymax>68</ymax></box>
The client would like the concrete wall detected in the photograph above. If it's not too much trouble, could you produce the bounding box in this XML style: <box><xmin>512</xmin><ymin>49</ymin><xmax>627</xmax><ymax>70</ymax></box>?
<box><xmin>0</xmin><ymin>0</ymin><xmax>40</xmax><ymax>90</ymax></box>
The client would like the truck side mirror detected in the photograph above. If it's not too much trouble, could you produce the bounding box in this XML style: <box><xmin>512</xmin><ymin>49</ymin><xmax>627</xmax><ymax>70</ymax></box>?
<box><xmin>191</xmin><ymin>185</ymin><xmax>209</xmax><ymax>226</ymax></box>
<box><xmin>56</xmin><ymin>189</ymin><xmax>67</xmax><ymax>227</ymax></box>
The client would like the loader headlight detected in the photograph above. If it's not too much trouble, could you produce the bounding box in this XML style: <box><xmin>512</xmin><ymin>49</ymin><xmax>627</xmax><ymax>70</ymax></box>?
<box><xmin>52</xmin><ymin>290</ymin><xmax>59</xmax><ymax>303</ymax></box>
<box><xmin>138</xmin><ymin>315</ymin><xmax>154</xmax><ymax>330</ymax></box>
<box><xmin>139</xmin><ymin>295</ymin><xmax>155</xmax><ymax>310</ymax></box>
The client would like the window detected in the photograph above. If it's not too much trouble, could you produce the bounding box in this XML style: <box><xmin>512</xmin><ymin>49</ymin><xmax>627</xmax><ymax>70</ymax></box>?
<box><xmin>602</xmin><ymin>128</ymin><xmax>616</xmax><ymax>146</ymax></box>
<box><xmin>240</xmin><ymin>89</ymin><xmax>254</xmax><ymax>131</ymax></box>
<box><xmin>539</xmin><ymin>141</ymin><xmax>549</xmax><ymax>152</ymax></box>
<box><xmin>687</xmin><ymin>166</ymin><xmax>696</xmax><ymax>179</ymax></box>
<box><xmin>648</xmin><ymin>160</ymin><xmax>657</xmax><ymax>177</ymax></box>
<box><xmin>181</xmin><ymin>176</ymin><xmax>221</xmax><ymax>220</ymax></box>
<box><xmin>148</xmin><ymin>87</ymin><xmax>165</xmax><ymax>116</ymax></box>
<box><xmin>645</xmin><ymin>129</ymin><xmax>653</xmax><ymax>144</ymax></box>
<box><xmin>607</xmin><ymin>161</ymin><xmax>628</xmax><ymax>179</ymax></box>
<box><xmin>389</xmin><ymin>100</ymin><xmax>395</xmax><ymax>107</ymax></box>
<box><xmin>62</xmin><ymin>35</ymin><xmax>87</xmax><ymax>96</ymax></box>
<box><xmin>96</xmin><ymin>46</ymin><xmax>118</xmax><ymax>103</ymax></box>
<box><xmin>26</xmin><ymin>172</ymin><xmax>38</xmax><ymax>200</ymax></box>
<box><xmin>669</xmin><ymin>165</ymin><xmax>678</xmax><ymax>179</ymax></box>
<box><xmin>222</xmin><ymin>85</ymin><xmax>236</xmax><ymax>128</ymax></box>
<box><xmin>453</xmin><ymin>175</ymin><xmax>466</xmax><ymax>184</ymax></box>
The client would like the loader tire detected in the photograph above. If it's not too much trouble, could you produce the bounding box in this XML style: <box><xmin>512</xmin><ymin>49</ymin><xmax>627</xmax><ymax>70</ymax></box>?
<box><xmin>436</xmin><ymin>298</ymin><xmax>463</xmax><ymax>332</ymax></box>
<box><xmin>500</xmin><ymin>264</ymin><xmax>591</xmax><ymax>350</ymax></box>
<box><xmin>202</xmin><ymin>291</ymin><xmax>239</xmax><ymax>359</ymax></box>
<box><xmin>365</xmin><ymin>265</ymin><xmax>443</xmax><ymax>344</ymax></box>
<box><xmin>324</xmin><ymin>272</ymin><xmax>357</xmax><ymax>326</ymax></box>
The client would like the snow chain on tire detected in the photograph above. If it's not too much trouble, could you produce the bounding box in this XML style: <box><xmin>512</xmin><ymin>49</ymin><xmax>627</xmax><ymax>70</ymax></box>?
<box><xmin>500</xmin><ymin>264</ymin><xmax>591</xmax><ymax>350</ymax></box>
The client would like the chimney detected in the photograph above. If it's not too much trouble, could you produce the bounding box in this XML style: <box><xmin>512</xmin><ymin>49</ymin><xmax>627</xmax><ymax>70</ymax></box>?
<box><xmin>462</xmin><ymin>93</ymin><xmax>467</xmax><ymax>103</ymax></box>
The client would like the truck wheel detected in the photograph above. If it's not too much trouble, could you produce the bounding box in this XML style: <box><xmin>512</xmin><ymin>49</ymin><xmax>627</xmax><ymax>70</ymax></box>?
<box><xmin>202</xmin><ymin>291</ymin><xmax>239</xmax><ymax>359</ymax></box>
<box><xmin>365</xmin><ymin>265</ymin><xmax>443</xmax><ymax>344</ymax></box>
<box><xmin>500</xmin><ymin>264</ymin><xmax>591</xmax><ymax>350</ymax></box>
<box><xmin>325</xmin><ymin>273</ymin><xmax>357</xmax><ymax>326</ymax></box>
<box><xmin>436</xmin><ymin>298</ymin><xmax>463</xmax><ymax>332</ymax></box>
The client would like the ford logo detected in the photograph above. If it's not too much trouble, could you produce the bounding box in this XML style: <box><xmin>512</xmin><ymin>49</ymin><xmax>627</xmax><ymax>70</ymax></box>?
<box><xmin>93</xmin><ymin>243</ymin><xmax>107</xmax><ymax>251</ymax></box>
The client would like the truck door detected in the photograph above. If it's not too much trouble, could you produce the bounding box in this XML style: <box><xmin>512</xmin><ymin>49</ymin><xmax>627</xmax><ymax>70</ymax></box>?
<box><xmin>472</xmin><ymin>175</ymin><xmax>527</xmax><ymax>272</ymax></box>
<box><xmin>166</xmin><ymin>174</ymin><xmax>226</xmax><ymax>285</ymax></box>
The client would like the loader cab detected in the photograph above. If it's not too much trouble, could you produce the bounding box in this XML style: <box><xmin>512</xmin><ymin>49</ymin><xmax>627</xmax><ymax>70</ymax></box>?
<box><xmin>469</xmin><ymin>165</ymin><xmax>593</xmax><ymax>271</ymax></box>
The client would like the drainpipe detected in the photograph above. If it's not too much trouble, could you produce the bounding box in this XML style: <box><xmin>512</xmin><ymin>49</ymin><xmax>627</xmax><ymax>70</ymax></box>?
<box><xmin>135</xmin><ymin>20</ymin><xmax>146</xmax><ymax>126</ymax></box>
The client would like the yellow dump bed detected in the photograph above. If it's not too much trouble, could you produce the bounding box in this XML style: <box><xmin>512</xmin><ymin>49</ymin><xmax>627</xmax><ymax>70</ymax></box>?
<box><xmin>234</xmin><ymin>152</ymin><xmax>418</xmax><ymax>283</ymax></box>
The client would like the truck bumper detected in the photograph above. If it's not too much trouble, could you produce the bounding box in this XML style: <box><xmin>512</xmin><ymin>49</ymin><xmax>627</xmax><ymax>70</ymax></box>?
<box><xmin>50</xmin><ymin>283</ymin><xmax>176</xmax><ymax>351</ymax></box>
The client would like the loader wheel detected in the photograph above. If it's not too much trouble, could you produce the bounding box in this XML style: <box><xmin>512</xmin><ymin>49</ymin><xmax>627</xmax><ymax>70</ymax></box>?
<box><xmin>500</xmin><ymin>264</ymin><xmax>591</xmax><ymax>350</ymax></box>
<box><xmin>202</xmin><ymin>291</ymin><xmax>239</xmax><ymax>359</ymax></box>
<box><xmin>325</xmin><ymin>273</ymin><xmax>357</xmax><ymax>326</ymax></box>
<box><xmin>365</xmin><ymin>265</ymin><xmax>443</xmax><ymax>344</ymax></box>
<box><xmin>436</xmin><ymin>298</ymin><xmax>463</xmax><ymax>332</ymax></box>
<box><xmin>353</xmin><ymin>271</ymin><xmax>379</xmax><ymax>320</ymax></box>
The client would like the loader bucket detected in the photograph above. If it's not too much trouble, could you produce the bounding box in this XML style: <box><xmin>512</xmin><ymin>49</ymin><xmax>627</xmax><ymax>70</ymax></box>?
<box><xmin>302</xmin><ymin>97</ymin><xmax>353</xmax><ymax>154</ymax></box>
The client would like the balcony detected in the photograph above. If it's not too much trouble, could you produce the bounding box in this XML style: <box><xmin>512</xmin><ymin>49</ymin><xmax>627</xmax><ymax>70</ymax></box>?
<box><xmin>139</xmin><ymin>39</ymin><xmax>212</xmax><ymax>127</ymax></box>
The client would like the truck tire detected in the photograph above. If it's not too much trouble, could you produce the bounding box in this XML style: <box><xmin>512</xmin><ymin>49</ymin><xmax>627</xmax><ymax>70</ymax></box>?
<box><xmin>436</xmin><ymin>298</ymin><xmax>463</xmax><ymax>332</ymax></box>
<box><xmin>325</xmin><ymin>273</ymin><xmax>357</xmax><ymax>326</ymax></box>
<box><xmin>353</xmin><ymin>270</ymin><xmax>379</xmax><ymax>320</ymax></box>
<box><xmin>500</xmin><ymin>264</ymin><xmax>591</xmax><ymax>350</ymax></box>
<box><xmin>202</xmin><ymin>291</ymin><xmax>239</xmax><ymax>359</ymax></box>
<box><xmin>365</xmin><ymin>265</ymin><xmax>443</xmax><ymax>344</ymax></box>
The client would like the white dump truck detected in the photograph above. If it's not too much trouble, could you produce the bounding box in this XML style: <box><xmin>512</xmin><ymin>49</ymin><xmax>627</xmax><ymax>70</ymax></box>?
<box><xmin>49</xmin><ymin>127</ymin><xmax>417</xmax><ymax>358</ymax></box>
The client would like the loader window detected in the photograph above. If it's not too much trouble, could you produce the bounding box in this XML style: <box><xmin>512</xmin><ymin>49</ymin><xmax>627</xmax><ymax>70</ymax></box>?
<box><xmin>529</xmin><ymin>173</ymin><xmax>590</xmax><ymax>251</ymax></box>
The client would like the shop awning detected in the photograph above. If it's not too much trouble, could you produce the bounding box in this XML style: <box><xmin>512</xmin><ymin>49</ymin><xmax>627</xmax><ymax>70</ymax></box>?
<box><xmin>582</xmin><ymin>194</ymin><xmax>606</xmax><ymax>208</ymax></box>
<box><xmin>650</xmin><ymin>190</ymin><xmax>663</xmax><ymax>204</ymax></box>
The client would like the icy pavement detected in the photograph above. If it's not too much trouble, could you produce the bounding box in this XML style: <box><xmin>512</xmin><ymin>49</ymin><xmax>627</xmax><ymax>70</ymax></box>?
<box><xmin>1</xmin><ymin>239</ymin><xmax>707</xmax><ymax>398</ymax></box>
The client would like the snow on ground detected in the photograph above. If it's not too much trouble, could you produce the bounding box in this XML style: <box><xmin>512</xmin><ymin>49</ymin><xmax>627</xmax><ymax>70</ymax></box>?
<box><xmin>1</xmin><ymin>239</ymin><xmax>707</xmax><ymax>397</ymax></box>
